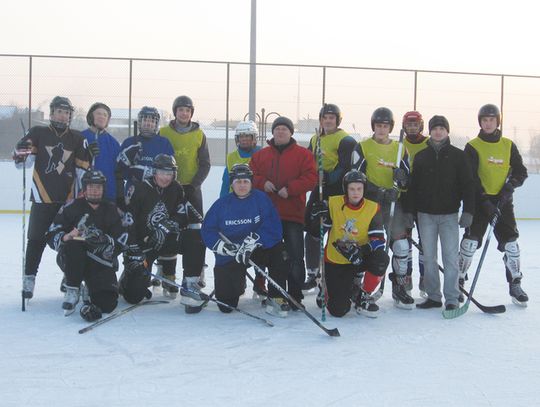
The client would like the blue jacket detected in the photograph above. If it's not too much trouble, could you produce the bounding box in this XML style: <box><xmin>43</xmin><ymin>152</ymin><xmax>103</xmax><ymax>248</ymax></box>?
<box><xmin>201</xmin><ymin>189</ymin><xmax>283</xmax><ymax>266</ymax></box>
<box><xmin>117</xmin><ymin>134</ymin><xmax>174</xmax><ymax>194</ymax></box>
<box><xmin>82</xmin><ymin>129</ymin><xmax>121</xmax><ymax>201</ymax></box>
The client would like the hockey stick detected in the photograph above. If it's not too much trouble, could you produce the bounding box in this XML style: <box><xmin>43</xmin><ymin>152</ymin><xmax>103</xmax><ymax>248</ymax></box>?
<box><xmin>78</xmin><ymin>300</ymin><xmax>169</xmax><ymax>334</ymax></box>
<box><xmin>409</xmin><ymin>238</ymin><xmax>505</xmax><ymax>314</ymax></box>
<box><xmin>218</xmin><ymin>233</ymin><xmax>339</xmax><ymax>337</ymax></box>
<box><xmin>20</xmin><ymin>119</ymin><xmax>28</xmax><ymax>312</ymax></box>
<box><xmin>148</xmin><ymin>271</ymin><xmax>274</xmax><ymax>327</ymax></box>
<box><xmin>442</xmin><ymin>212</ymin><xmax>500</xmax><ymax>319</ymax></box>
<box><xmin>315</xmin><ymin>127</ymin><xmax>329</xmax><ymax>321</ymax></box>
<box><xmin>373</xmin><ymin>128</ymin><xmax>405</xmax><ymax>301</ymax></box>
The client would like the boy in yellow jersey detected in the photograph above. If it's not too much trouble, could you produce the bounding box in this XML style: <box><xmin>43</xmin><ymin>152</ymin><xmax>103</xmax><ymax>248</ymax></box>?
<box><xmin>351</xmin><ymin>107</ymin><xmax>414</xmax><ymax>309</ymax></box>
<box><xmin>307</xmin><ymin>170</ymin><xmax>388</xmax><ymax>318</ymax></box>
<box><xmin>160</xmin><ymin>96</ymin><xmax>210</xmax><ymax>288</ymax></box>
<box><xmin>402</xmin><ymin>111</ymin><xmax>429</xmax><ymax>297</ymax></box>
<box><xmin>459</xmin><ymin>104</ymin><xmax>529</xmax><ymax>306</ymax></box>
<box><xmin>303</xmin><ymin>103</ymin><xmax>357</xmax><ymax>291</ymax></box>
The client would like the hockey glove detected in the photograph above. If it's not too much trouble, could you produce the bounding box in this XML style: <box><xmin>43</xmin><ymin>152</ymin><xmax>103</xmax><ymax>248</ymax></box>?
<box><xmin>458</xmin><ymin>212</ymin><xmax>473</xmax><ymax>229</ymax></box>
<box><xmin>333</xmin><ymin>241</ymin><xmax>366</xmax><ymax>266</ymax></box>
<box><xmin>393</xmin><ymin>168</ymin><xmax>409</xmax><ymax>189</ymax></box>
<box><xmin>117</xmin><ymin>142</ymin><xmax>141</xmax><ymax>168</ymax></box>
<box><xmin>212</xmin><ymin>239</ymin><xmax>240</xmax><ymax>257</ymax></box>
<box><xmin>376</xmin><ymin>187</ymin><xmax>399</xmax><ymax>204</ymax></box>
<box><xmin>310</xmin><ymin>200</ymin><xmax>331</xmax><ymax>227</ymax></box>
<box><xmin>235</xmin><ymin>232</ymin><xmax>262</xmax><ymax>266</ymax></box>
<box><xmin>124</xmin><ymin>243</ymin><xmax>146</xmax><ymax>265</ymax></box>
<box><xmin>85</xmin><ymin>228</ymin><xmax>115</xmax><ymax>262</ymax></box>
<box><xmin>498</xmin><ymin>181</ymin><xmax>515</xmax><ymax>206</ymax></box>
<box><xmin>12</xmin><ymin>139</ymin><xmax>32</xmax><ymax>163</ymax></box>
<box><xmin>481</xmin><ymin>199</ymin><xmax>500</xmax><ymax>222</ymax></box>
<box><xmin>147</xmin><ymin>219</ymin><xmax>180</xmax><ymax>251</ymax></box>
<box><xmin>88</xmin><ymin>141</ymin><xmax>100</xmax><ymax>158</ymax></box>
<box><xmin>80</xmin><ymin>303</ymin><xmax>102</xmax><ymax>322</ymax></box>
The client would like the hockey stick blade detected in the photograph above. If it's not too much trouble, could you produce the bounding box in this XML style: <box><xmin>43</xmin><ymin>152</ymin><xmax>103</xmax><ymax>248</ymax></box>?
<box><xmin>78</xmin><ymin>300</ymin><xmax>169</xmax><ymax>334</ymax></box>
<box><xmin>442</xmin><ymin>302</ymin><xmax>469</xmax><ymax>319</ymax></box>
<box><xmin>460</xmin><ymin>286</ymin><xmax>506</xmax><ymax>314</ymax></box>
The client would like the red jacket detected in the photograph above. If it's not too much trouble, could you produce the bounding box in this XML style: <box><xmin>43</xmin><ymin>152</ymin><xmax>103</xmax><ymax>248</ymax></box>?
<box><xmin>250</xmin><ymin>138</ymin><xmax>317</xmax><ymax>224</ymax></box>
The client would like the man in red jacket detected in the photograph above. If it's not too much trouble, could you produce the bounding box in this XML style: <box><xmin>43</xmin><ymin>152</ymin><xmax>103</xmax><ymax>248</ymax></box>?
<box><xmin>250</xmin><ymin>116</ymin><xmax>317</xmax><ymax>307</ymax></box>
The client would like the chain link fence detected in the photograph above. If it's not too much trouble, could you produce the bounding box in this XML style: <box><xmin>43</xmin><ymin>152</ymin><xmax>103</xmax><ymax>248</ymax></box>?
<box><xmin>1</xmin><ymin>54</ymin><xmax>540</xmax><ymax>171</ymax></box>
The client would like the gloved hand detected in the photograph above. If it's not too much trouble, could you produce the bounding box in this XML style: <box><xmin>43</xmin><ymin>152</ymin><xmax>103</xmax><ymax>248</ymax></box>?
<box><xmin>124</xmin><ymin>243</ymin><xmax>146</xmax><ymax>264</ymax></box>
<box><xmin>88</xmin><ymin>141</ymin><xmax>100</xmax><ymax>158</ymax></box>
<box><xmin>393</xmin><ymin>168</ymin><xmax>409</xmax><ymax>189</ymax></box>
<box><xmin>459</xmin><ymin>212</ymin><xmax>473</xmax><ymax>228</ymax></box>
<box><xmin>212</xmin><ymin>239</ymin><xmax>240</xmax><ymax>257</ymax></box>
<box><xmin>481</xmin><ymin>199</ymin><xmax>500</xmax><ymax>222</ymax></box>
<box><xmin>85</xmin><ymin>227</ymin><xmax>115</xmax><ymax>261</ymax></box>
<box><xmin>332</xmin><ymin>241</ymin><xmax>364</xmax><ymax>266</ymax></box>
<box><xmin>117</xmin><ymin>142</ymin><xmax>141</xmax><ymax>167</ymax></box>
<box><xmin>80</xmin><ymin>303</ymin><xmax>102</xmax><ymax>322</ymax></box>
<box><xmin>310</xmin><ymin>200</ymin><xmax>331</xmax><ymax>227</ymax></box>
<box><xmin>12</xmin><ymin>139</ymin><xmax>32</xmax><ymax>163</ymax></box>
<box><xmin>235</xmin><ymin>232</ymin><xmax>262</xmax><ymax>265</ymax></box>
<box><xmin>498</xmin><ymin>181</ymin><xmax>515</xmax><ymax>206</ymax></box>
<box><xmin>403</xmin><ymin>212</ymin><xmax>415</xmax><ymax>229</ymax></box>
<box><xmin>147</xmin><ymin>219</ymin><xmax>180</xmax><ymax>251</ymax></box>
<box><xmin>377</xmin><ymin>187</ymin><xmax>399</xmax><ymax>204</ymax></box>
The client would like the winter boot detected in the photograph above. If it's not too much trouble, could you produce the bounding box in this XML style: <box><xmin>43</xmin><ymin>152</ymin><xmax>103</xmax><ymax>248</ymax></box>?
<box><xmin>265</xmin><ymin>297</ymin><xmax>290</xmax><ymax>318</ymax></box>
<box><xmin>354</xmin><ymin>289</ymin><xmax>379</xmax><ymax>318</ymax></box>
<box><xmin>416</xmin><ymin>298</ymin><xmax>443</xmax><ymax>309</ymax></box>
<box><xmin>62</xmin><ymin>285</ymin><xmax>80</xmax><ymax>316</ymax></box>
<box><xmin>392</xmin><ymin>275</ymin><xmax>415</xmax><ymax>310</ymax></box>
<box><xmin>162</xmin><ymin>274</ymin><xmax>179</xmax><ymax>299</ymax></box>
<box><xmin>509</xmin><ymin>278</ymin><xmax>528</xmax><ymax>307</ymax></box>
<box><xmin>80</xmin><ymin>303</ymin><xmax>102</xmax><ymax>322</ymax></box>
<box><xmin>180</xmin><ymin>276</ymin><xmax>208</xmax><ymax>308</ymax></box>
<box><xmin>252</xmin><ymin>273</ymin><xmax>268</xmax><ymax>299</ymax></box>
<box><xmin>23</xmin><ymin>275</ymin><xmax>36</xmax><ymax>299</ymax></box>
<box><xmin>302</xmin><ymin>268</ymin><xmax>320</xmax><ymax>292</ymax></box>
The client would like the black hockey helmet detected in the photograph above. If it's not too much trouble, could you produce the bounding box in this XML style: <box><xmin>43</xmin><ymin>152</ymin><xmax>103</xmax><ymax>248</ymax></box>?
<box><xmin>319</xmin><ymin>103</ymin><xmax>342</xmax><ymax>126</ymax></box>
<box><xmin>172</xmin><ymin>95</ymin><xmax>195</xmax><ymax>116</ymax></box>
<box><xmin>371</xmin><ymin>107</ymin><xmax>394</xmax><ymax>132</ymax></box>
<box><xmin>138</xmin><ymin>106</ymin><xmax>160</xmax><ymax>138</ymax></box>
<box><xmin>478</xmin><ymin>104</ymin><xmax>501</xmax><ymax>127</ymax></box>
<box><xmin>49</xmin><ymin>96</ymin><xmax>74</xmax><ymax>129</ymax></box>
<box><xmin>229</xmin><ymin>163</ymin><xmax>253</xmax><ymax>185</ymax></box>
<box><xmin>82</xmin><ymin>170</ymin><xmax>106</xmax><ymax>203</ymax></box>
<box><xmin>153</xmin><ymin>154</ymin><xmax>177</xmax><ymax>176</ymax></box>
<box><xmin>86</xmin><ymin>102</ymin><xmax>111</xmax><ymax>127</ymax></box>
<box><xmin>342</xmin><ymin>169</ymin><xmax>367</xmax><ymax>192</ymax></box>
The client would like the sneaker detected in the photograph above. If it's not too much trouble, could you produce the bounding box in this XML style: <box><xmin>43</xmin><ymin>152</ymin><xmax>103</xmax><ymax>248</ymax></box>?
<box><xmin>416</xmin><ymin>298</ymin><xmax>443</xmax><ymax>309</ymax></box>
<box><xmin>392</xmin><ymin>275</ymin><xmax>415</xmax><ymax>310</ymax></box>
<box><xmin>252</xmin><ymin>273</ymin><xmax>268</xmax><ymax>299</ymax></box>
<box><xmin>80</xmin><ymin>303</ymin><xmax>102</xmax><ymax>322</ymax></box>
<box><xmin>23</xmin><ymin>275</ymin><xmax>36</xmax><ymax>299</ymax></box>
<box><xmin>162</xmin><ymin>274</ymin><xmax>179</xmax><ymax>299</ymax></box>
<box><xmin>62</xmin><ymin>285</ymin><xmax>80</xmax><ymax>316</ymax></box>
<box><xmin>509</xmin><ymin>278</ymin><xmax>528</xmax><ymax>307</ymax></box>
<box><xmin>355</xmin><ymin>289</ymin><xmax>379</xmax><ymax>318</ymax></box>
<box><xmin>180</xmin><ymin>276</ymin><xmax>208</xmax><ymax>306</ymax></box>
<box><xmin>302</xmin><ymin>268</ymin><xmax>320</xmax><ymax>291</ymax></box>
<box><xmin>265</xmin><ymin>297</ymin><xmax>290</xmax><ymax>318</ymax></box>
<box><xmin>445</xmin><ymin>303</ymin><xmax>458</xmax><ymax>311</ymax></box>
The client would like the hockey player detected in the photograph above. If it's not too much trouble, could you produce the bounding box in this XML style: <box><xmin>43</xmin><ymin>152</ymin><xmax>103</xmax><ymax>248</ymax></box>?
<box><xmin>303</xmin><ymin>103</ymin><xmax>357</xmax><ymax>291</ymax></box>
<box><xmin>459</xmin><ymin>104</ymin><xmax>529</xmax><ymax>306</ymax></box>
<box><xmin>159</xmin><ymin>96</ymin><xmax>210</xmax><ymax>216</ymax></box>
<box><xmin>351</xmin><ymin>107</ymin><xmax>414</xmax><ymax>309</ymax></box>
<box><xmin>402</xmin><ymin>111</ymin><xmax>429</xmax><ymax>296</ymax></box>
<box><xmin>119</xmin><ymin>154</ymin><xmax>207</xmax><ymax>311</ymax></box>
<box><xmin>405</xmin><ymin>116</ymin><xmax>475</xmax><ymax>311</ymax></box>
<box><xmin>46</xmin><ymin>170</ymin><xmax>126</xmax><ymax>321</ymax></box>
<box><xmin>220</xmin><ymin>120</ymin><xmax>261</xmax><ymax>197</ymax></box>
<box><xmin>81</xmin><ymin>102</ymin><xmax>122</xmax><ymax>201</ymax></box>
<box><xmin>306</xmin><ymin>170</ymin><xmax>388</xmax><ymax>318</ymax></box>
<box><xmin>12</xmin><ymin>96</ymin><xmax>90</xmax><ymax>300</ymax></box>
<box><xmin>250</xmin><ymin>116</ymin><xmax>317</xmax><ymax>307</ymax></box>
<box><xmin>117</xmin><ymin>106</ymin><xmax>174</xmax><ymax>207</ymax></box>
<box><xmin>201</xmin><ymin>164</ymin><xmax>290</xmax><ymax>317</ymax></box>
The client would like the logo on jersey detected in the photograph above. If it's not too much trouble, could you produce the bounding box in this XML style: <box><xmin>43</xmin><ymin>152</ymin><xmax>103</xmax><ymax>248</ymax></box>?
<box><xmin>340</xmin><ymin>218</ymin><xmax>359</xmax><ymax>240</ymax></box>
<box><xmin>376</xmin><ymin>157</ymin><xmax>395</xmax><ymax>169</ymax></box>
<box><xmin>225</xmin><ymin>218</ymin><xmax>253</xmax><ymax>226</ymax></box>
<box><xmin>147</xmin><ymin>202</ymin><xmax>169</xmax><ymax>228</ymax></box>
<box><xmin>487</xmin><ymin>156</ymin><xmax>504</xmax><ymax>166</ymax></box>
<box><xmin>45</xmin><ymin>142</ymin><xmax>73</xmax><ymax>174</ymax></box>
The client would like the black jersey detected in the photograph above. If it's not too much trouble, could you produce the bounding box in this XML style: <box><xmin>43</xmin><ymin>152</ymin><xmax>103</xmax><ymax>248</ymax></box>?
<box><xmin>22</xmin><ymin>125</ymin><xmax>90</xmax><ymax>203</ymax></box>
<box><xmin>126</xmin><ymin>178</ymin><xmax>197</xmax><ymax>245</ymax></box>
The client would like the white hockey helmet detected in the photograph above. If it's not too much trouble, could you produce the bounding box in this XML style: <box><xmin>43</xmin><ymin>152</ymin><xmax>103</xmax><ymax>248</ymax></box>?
<box><xmin>234</xmin><ymin>120</ymin><xmax>258</xmax><ymax>145</ymax></box>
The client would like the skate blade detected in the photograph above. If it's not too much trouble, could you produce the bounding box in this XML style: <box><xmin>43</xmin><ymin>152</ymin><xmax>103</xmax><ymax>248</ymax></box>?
<box><xmin>355</xmin><ymin>308</ymin><xmax>379</xmax><ymax>318</ymax></box>
<box><xmin>511</xmin><ymin>297</ymin><xmax>528</xmax><ymax>307</ymax></box>
<box><xmin>393</xmin><ymin>299</ymin><xmax>415</xmax><ymax>310</ymax></box>
<box><xmin>180</xmin><ymin>296</ymin><xmax>204</xmax><ymax>307</ymax></box>
<box><xmin>64</xmin><ymin>308</ymin><xmax>76</xmax><ymax>317</ymax></box>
